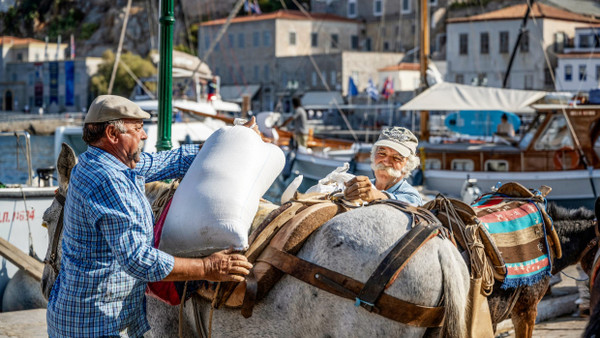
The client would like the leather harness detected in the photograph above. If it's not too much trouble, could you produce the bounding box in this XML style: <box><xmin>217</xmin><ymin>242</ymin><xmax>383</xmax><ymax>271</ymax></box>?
<box><xmin>242</xmin><ymin>199</ymin><xmax>449</xmax><ymax>328</ymax></box>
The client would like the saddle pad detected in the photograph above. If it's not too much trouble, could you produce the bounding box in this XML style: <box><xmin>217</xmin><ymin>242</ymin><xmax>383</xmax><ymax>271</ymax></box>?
<box><xmin>472</xmin><ymin>194</ymin><xmax>552</xmax><ymax>289</ymax></box>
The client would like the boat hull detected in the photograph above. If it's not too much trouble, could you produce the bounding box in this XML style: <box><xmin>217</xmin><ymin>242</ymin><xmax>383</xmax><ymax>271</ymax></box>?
<box><xmin>0</xmin><ymin>187</ymin><xmax>54</xmax><ymax>303</ymax></box>
<box><xmin>292</xmin><ymin>151</ymin><xmax>373</xmax><ymax>182</ymax></box>
<box><xmin>424</xmin><ymin>169</ymin><xmax>599</xmax><ymax>209</ymax></box>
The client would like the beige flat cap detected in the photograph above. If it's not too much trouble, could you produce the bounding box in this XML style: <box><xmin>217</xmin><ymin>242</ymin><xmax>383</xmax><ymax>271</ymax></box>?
<box><xmin>84</xmin><ymin>95</ymin><xmax>150</xmax><ymax>124</ymax></box>
<box><xmin>373</xmin><ymin>126</ymin><xmax>418</xmax><ymax>157</ymax></box>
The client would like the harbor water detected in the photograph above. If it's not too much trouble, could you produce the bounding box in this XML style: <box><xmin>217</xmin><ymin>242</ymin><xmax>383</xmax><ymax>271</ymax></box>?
<box><xmin>0</xmin><ymin>135</ymin><xmax>56</xmax><ymax>186</ymax></box>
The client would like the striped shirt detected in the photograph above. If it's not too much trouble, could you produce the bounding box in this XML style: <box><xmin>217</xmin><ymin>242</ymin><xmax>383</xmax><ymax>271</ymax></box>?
<box><xmin>47</xmin><ymin>144</ymin><xmax>199</xmax><ymax>337</ymax></box>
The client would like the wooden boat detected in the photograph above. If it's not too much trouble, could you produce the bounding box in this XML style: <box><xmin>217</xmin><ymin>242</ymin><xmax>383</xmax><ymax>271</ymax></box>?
<box><xmin>402</xmin><ymin>84</ymin><xmax>600</xmax><ymax>209</ymax></box>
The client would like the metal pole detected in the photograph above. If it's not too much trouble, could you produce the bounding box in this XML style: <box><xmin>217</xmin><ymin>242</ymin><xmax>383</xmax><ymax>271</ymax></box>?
<box><xmin>157</xmin><ymin>0</ymin><xmax>174</xmax><ymax>151</ymax></box>
<box><xmin>503</xmin><ymin>0</ymin><xmax>534</xmax><ymax>88</ymax></box>
<box><xmin>419</xmin><ymin>0</ymin><xmax>430</xmax><ymax>142</ymax></box>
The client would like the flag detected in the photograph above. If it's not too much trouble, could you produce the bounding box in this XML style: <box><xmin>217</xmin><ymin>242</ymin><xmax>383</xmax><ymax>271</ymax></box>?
<box><xmin>252</xmin><ymin>0</ymin><xmax>262</xmax><ymax>14</ymax></box>
<box><xmin>367</xmin><ymin>78</ymin><xmax>378</xmax><ymax>101</ymax></box>
<box><xmin>244</xmin><ymin>0</ymin><xmax>251</xmax><ymax>13</ymax></box>
<box><xmin>381</xmin><ymin>76</ymin><xmax>394</xmax><ymax>99</ymax></box>
<box><xmin>348</xmin><ymin>76</ymin><xmax>358</xmax><ymax>97</ymax></box>
<box><xmin>70</xmin><ymin>34</ymin><xmax>75</xmax><ymax>59</ymax></box>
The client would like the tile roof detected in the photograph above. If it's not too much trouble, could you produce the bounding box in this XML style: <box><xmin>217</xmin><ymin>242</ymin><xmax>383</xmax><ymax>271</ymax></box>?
<box><xmin>0</xmin><ymin>36</ymin><xmax>45</xmax><ymax>45</ymax></box>
<box><xmin>200</xmin><ymin>9</ymin><xmax>357</xmax><ymax>26</ymax></box>
<box><xmin>379</xmin><ymin>63</ymin><xmax>420</xmax><ymax>71</ymax></box>
<box><xmin>447</xmin><ymin>3</ymin><xmax>600</xmax><ymax>24</ymax></box>
<box><xmin>557</xmin><ymin>52</ymin><xmax>600</xmax><ymax>59</ymax></box>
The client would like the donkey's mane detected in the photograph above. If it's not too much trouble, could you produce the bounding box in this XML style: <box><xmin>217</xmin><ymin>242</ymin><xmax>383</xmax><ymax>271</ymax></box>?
<box><xmin>546</xmin><ymin>202</ymin><xmax>595</xmax><ymax>222</ymax></box>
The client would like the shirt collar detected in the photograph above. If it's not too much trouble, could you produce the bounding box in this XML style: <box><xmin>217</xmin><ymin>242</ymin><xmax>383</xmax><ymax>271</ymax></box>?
<box><xmin>87</xmin><ymin>145</ymin><xmax>131</xmax><ymax>172</ymax></box>
<box><xmin>385</xmin><ymin>178</ymin><xmax>407</xmax><ymax>192</ymax></box>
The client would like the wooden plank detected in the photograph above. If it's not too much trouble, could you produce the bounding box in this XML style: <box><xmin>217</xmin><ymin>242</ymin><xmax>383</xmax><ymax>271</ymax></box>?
<box><xmin>0</xmin><ymin>237</ymin><xmax>44</xmax><ymax>281</ymax></box>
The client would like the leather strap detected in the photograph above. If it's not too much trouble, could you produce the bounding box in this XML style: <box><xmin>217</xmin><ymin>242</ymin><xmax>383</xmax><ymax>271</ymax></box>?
<box><xmin>257</xmin><ymin>246</ymin><xmax>445</xmax><ymax>327</ymax></box>
<box><xmin>356</xmin><ymin>223</ymin><xmax>443</xmax><ymax>312</ymax></box>
<box><xmin>44</xmin><ymin>192</ymin><xmax>66</xmax><ymax>274</ymax></box>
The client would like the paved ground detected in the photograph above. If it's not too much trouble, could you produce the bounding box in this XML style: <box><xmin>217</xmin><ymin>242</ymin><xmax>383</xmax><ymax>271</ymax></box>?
<box><xmin>502</xmin><ymin>316</ymin><xmax>587</xmax><ymax>337</ymax></box>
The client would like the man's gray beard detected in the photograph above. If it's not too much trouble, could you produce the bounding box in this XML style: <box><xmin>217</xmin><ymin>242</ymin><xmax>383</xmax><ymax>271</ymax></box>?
<box><xmin>371</xmin><ymin>162</ymin><xmax>403</xmax><ymax>178</ymax></box>
<box><xmin>130</xmin><ymin>141</ymin><xmax>144</xmax><ymax>163</ymax></box>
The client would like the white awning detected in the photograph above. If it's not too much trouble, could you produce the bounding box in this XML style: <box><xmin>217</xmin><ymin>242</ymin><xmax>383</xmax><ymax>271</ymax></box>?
<box><xmin>301</xmin><ymin>91</ymin><xmax>344</xmax><ymax>108</ymax></box>
<box><xmin>399</xmin><ymin>82</ymin><xmax>547</xmax><ymax>113</ymax></box>
<box><xmin>220</xmin><ymin>84</ymin><xmax>261</xmax><ymax>102</ymax></box>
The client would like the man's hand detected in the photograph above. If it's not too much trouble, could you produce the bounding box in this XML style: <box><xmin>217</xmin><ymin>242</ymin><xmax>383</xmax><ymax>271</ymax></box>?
<box><xmin>344</xmin><ymin>176</ymin><xmax>387</xmax><ymax>202</ymax></box>
<box><xmin>164</xmin><ymin>249</ymin><xmax>253</xmax><ymax>282</ymax></box>
<box><xmin>203</xmin><ymin>249</ymin><xmax>253</xmax><ymax>282</ymax></box>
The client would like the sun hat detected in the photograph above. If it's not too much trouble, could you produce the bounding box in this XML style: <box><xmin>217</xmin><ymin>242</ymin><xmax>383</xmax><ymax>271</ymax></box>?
<box><xmin>373</xmin><ymin>126</ymin><xmax>418</xmax><ymax>157</ymax></box>
<box><xmin>84</xmin><ymin>95</ymin><xmax>150</xmax><ymax>124</ymax></box>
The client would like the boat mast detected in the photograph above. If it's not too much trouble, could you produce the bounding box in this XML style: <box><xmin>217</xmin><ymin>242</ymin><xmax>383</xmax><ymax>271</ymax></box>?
<box><xmin>502</xmin><ymin>0</ymin><xmax>534</xmax><ymax>88</ymax></box>
<box><xmin>157</xmin><ymin>0</ymin><xmax>174</xmax><ymax>151</ymax></box>
<box><xmin>419</xmin><ymin>0</ymin><xmax>430</xmax><ymax>141</ymax></box>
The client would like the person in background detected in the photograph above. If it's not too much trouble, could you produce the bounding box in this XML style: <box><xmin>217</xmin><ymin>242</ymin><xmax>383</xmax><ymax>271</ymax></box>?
<box><xmin>344</xmin><ymin>127</ymin><xmax>423</xmax><ymax>206</ymax></box>
<box><xmin>280</xmin><ymin>96</ymin><xmax>308</xmax><ymax>148</ymax></box>
<box><xmin>496</xmin><ymin>113</ymin><xmax>516</xmax><ymax>138</ymax></box>
<box><xmin>46</xmin><ymin>95</ymin><xmax>253</xmax><ymax>337</ymax></box>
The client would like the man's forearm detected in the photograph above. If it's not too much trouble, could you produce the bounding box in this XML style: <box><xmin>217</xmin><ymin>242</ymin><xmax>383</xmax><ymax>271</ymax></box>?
<box><xmin>162</xmin><ymin>257</ymin><xmax>207</xmax><ymax>281</ymax></box>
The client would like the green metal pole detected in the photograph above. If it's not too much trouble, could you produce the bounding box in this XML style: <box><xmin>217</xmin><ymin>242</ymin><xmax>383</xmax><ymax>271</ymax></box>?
<box><xmin>157</xmin><ymin>0</ymin><xmax>174</xmax><ymax>151</ymax></box>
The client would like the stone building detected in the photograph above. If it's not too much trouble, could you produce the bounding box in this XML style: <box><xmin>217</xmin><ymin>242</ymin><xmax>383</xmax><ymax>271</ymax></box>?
<box><xmin>0</xmin><ymin>36</ymin><xmax>101</xmax><ymax>112</ymax></box>
<box><xmin>555</xmin><ymin>25</ymin><xmax>600</xmax><ymax>93</ymax></box>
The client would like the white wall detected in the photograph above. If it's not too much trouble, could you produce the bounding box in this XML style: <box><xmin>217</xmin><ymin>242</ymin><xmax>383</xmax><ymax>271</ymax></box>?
<box><xmin>556</xmin><ymin>57</ymin><xmax>600</xmax><ymax>91</ymax></box>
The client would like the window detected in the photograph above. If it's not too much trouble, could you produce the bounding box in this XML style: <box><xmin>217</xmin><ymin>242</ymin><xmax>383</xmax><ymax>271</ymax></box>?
<box><xmin>485</xmin><ymin>160</ymin><xmax>508</xmax><ymax>172</ymax></box>
<box><xmin>254</xmin><ymin>65</ymin><xmax>259</xmax><ymax>82</ymax></box>
<box><xmin>253</xmin><ymin>32</ymin><xmax>260</xmax><ymax>47</ymax></box>
<box><xmin>311</xmin><ymin>72</ymin><xmax>317</xmax><ymax>86</ymax></box>
<box><xmin>383</xmin><ymin>41</ymin><xmax>390</xmax><ymax>51</ymax></box>
<box><xmin>351</xmin><ymin>35</ymin><xmax>359</xmax><ymax>50</ymax></box>
<box><xmin>238</xmin><ymin>33</ymin><xmax>245</xmax><ymax>48</ymax></box>
<box><xmin>554</xmin><ymin>32</ymin><xmax>565</xmax><ymax>53</ymax></box>
<box><xmin>499</xmin><ymin>31</ymin><xmax>509</xmax><ymax>53</ymax></box>
<box><xmin>565</xmin><ymin>65</ymin><xmax>572</xmax><ymax>81</ymax></box>
<box><xmin>544</xmin><ymin>68</ymin><xmax>553</xmax><ymax>86</ymax></box>
<box><xmin>401</xmin><ymin>0</ymin><xmax>410</xmax><ymax>13</ymax></box>
<box><xmin>374</xmin><ymin>0</ymin><xmax>382</xmax><ymax>16</ymax></box>
<box><xmin>580</xmin><ymin>33</ymin><xmax>593</xmax><ymax>48</ymax></box>
<box><xmin>366</xmin><ymin>38</ymin><xmax>372</xmax><ymax>51</ymax></box>
<box><xmin>289</xmin><ymin>31</ymin><xmax>296</xmax><ymax>46</ymax></box>
<box><xmin>520</xmin><ymin>30</ymin><xmax>529</xmax><ymax>53</ymax></box>
<box><xmin>311</xmin><ymin>33</ymin><xmax>318</xmax><ymax>47</ymax></box>
<box><xmin>430</xmin><ymin>0</ymin><xmax>438</xmax><ymax>6</ymax></box>
<box><xmin>17</xmin><ymin>53</ymin><xmax>23</xmax><ymax>61</ymax></box>
<box><xmin>580</xmin><ymin>65</ymin><xmax>587</xmax><ymax>81</ymax></box>
<box><xmin>263</xmin><ymin>31</ymin><xmax>271</xmax><ymax>47</ymax></box>
<box><xmin>451</xmin><ymin>159</ymin><xmax>474</xmax><ymax>171</ymax></box>
<box><xmin>348</xmin><ymin>0</ymin><xmax>357</xmax><ymax>18</ymax></box>
<box><xmin>455</xmin><ymin>74</ymin><xmax>464</xmax><ymax>84</ymax></box>
<box><xmin>524</xmin><ymin>74</ymin><xmax>533</xmax><ymax>89</ymax></box>
<box><xmin>480</xmin><ymin>32</ymin><xmax>489</xmax><ymax>54</ymax></box>
<box><xmin>281</xmin><ymin>72</ymin><xmax>288</xmax><ymax>87</ymax></box>
<box><xmin>459</xmin><ymin>33</ymin><xmax>468</xmax><ymax>55</ymax></box>
<box><xmin>425</xmin><ymin>159</ymin><xmax>441</xmax><ymax>170</ymax></box>
<box><xmin>228</xmin><ymin>34</ymin><xmax>234</xmax><ymax>48</ymax></box>
<box><xmin>534</xmin><ymin>115</ymin><xmax>573</xmax><ymax>150</ymax></box>
<box><xmin>478</xmin><ymin>73</ymin><xmax>487</xmax><ymax>86</ymax></box>
<box><xmin>264</xmin><ymin>65</ymin><xmax>269</xmax><ymax>80</ymax></box>
<box><xmin>331</xmin><ymin>34</ymin><xmax>339</xmax><ymax>48</ymax></box>
<box><xmin>596</xmin><ymin>65</ymin><xmax>600</xmax><ymax>81</ymax></box>
<box><xmin>330</xmin><ymin>70</ymin><xmax>336</xmax><ymax>85</ymax></box>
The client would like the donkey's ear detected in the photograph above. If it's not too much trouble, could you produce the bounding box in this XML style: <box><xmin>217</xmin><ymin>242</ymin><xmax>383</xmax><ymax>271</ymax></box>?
<box><xmin>57</xmin><ymin>143</ymin><xmax>77</xmax><ymax>186</ymax></box>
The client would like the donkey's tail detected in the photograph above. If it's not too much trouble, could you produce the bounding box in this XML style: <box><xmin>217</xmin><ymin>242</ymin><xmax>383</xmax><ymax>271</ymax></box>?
<box><xmin>438</xmin><ymin>239</ymin><xmax>469</xmax><ymax>338</ymax></box>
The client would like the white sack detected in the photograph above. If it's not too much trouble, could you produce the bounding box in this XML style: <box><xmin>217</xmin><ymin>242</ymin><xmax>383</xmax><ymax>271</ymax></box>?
<box><xmin>159</xmin><ymin>125</ymin><xmax>285</xmax><ymax>257</ymax></box>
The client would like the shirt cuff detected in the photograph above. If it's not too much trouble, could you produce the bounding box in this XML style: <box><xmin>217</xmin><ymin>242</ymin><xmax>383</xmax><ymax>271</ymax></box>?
<box><xmin>149</xmin><ymin>250</ymin><xmax>176</xmax><ymax>282</ymax></box>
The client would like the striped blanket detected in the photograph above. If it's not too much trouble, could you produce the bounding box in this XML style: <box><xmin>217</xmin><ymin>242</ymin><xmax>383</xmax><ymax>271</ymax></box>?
<box><xmin>472</xmin><ymin>194</ymin><xmax>553</xmax><ymax>289</ymax></box>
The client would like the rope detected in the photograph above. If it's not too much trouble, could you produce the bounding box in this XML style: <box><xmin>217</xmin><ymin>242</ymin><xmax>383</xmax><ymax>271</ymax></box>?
<box><xmin>208</xmin><ymin>283</ymin><xmax>221</xmax><ymax>338</ymax></box>
<box><xmin>437</xmin><ymin>195</ymin><xmax>494</xmax><ymax>295</ymax></box>
<box><xmin>19</xmin><ymin>186</ymin><xmax>40</xmax><ymax>261</ymax></box>
<box><xmin>561</xmin><ymin>270</ymin><xmax>589</xmax><ymax>282</ymax></box>
<box><xmin>178</xmin><ymin>281</ymin><xmax>189</xmax><ymax>338</ymax></box>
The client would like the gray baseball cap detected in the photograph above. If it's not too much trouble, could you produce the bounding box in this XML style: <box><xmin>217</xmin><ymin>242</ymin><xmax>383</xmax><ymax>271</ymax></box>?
<box><xmin>84</xmin><ymin>95</ymin><xmax>150</xmax><ymax>124</ymax></box>
<box><xmin>373</xmin><ymin>127</ymin><xmax>418</xmax><ymax>157</ymax></box>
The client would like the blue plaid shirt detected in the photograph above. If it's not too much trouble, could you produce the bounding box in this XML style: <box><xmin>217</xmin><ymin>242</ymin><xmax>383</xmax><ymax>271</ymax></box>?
<box><xmin>47</xmin><ymin>144</ymin><xmax>199</xmax><ymax>337</ymax></box>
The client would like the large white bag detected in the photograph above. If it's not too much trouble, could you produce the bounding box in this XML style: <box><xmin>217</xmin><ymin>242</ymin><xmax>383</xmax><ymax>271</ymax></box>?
<box><xmin>158</xmin><ymin>126</ymin><xmax>285</xmax><ymax>257</ymax></box>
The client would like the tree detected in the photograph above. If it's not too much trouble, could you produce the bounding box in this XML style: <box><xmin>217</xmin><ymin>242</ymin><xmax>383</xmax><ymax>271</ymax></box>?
<box><xmin>91</xmin><ymin>50</ymin><xmax>157</xmax><ymax>97</ymax></box>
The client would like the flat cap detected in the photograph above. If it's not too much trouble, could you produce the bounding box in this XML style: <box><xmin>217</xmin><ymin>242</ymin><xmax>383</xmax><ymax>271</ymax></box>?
<box><xmin>373</xmin><ymin>126</ymin><xmax>418</xmax><ymax>157</ymax></box>
<box><xmin>84</xmin><ymin>95</ymin><xmax>150</xmax><ymax>124</ymax></box>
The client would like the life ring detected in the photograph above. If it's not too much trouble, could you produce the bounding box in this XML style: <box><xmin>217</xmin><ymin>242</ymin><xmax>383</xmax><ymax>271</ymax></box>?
<box><xmin>553</xmin><ymin>146</ymin><xmax>580</xmax><ymax>170</ymax></box>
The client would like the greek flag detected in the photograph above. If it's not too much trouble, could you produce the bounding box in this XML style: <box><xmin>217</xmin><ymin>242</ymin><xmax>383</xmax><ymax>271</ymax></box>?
<box><xmin>367</xmin><ymin>78</ymin><xmax>378</xmax><ymax>101</ymax></box>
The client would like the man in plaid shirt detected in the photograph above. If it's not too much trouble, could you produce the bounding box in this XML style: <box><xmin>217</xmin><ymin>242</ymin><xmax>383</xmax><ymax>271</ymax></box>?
<box><xmin>47</xmin><ymin>95</ymin><xmax>253</xmax><ymax>337</ymax></box>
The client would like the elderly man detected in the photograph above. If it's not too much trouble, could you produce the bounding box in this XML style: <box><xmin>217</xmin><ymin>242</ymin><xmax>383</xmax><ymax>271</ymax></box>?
<box><xmin>46</xmin><ymin>95</ymin><xmax>253</xmax><ymax>337</ymax></box>
<box><xmin>344</xmin><ymin>127</ymin><xmax>422</xmax><ymax>206</ymax></box>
